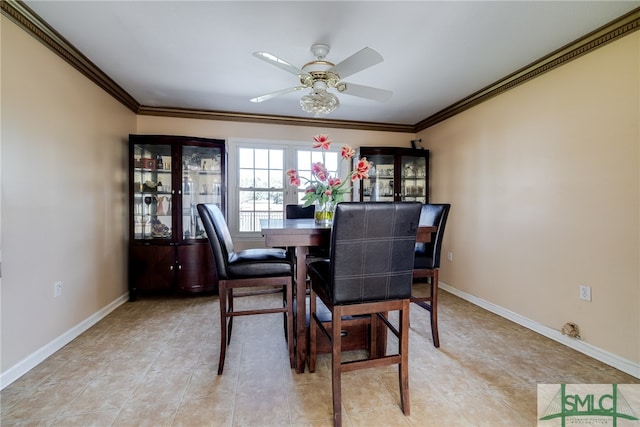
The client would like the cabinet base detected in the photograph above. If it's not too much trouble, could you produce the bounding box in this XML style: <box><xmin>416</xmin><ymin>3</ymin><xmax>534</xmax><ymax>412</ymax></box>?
<box><xmin>128</xmin><ymin>288</ymin><xmax>218</xmax><ymax>302</ymax></box>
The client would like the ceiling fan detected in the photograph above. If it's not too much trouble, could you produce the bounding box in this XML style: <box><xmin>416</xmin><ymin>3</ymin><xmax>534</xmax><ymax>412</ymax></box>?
<box><xmin>250</xmin><ymin>44</ymin><xmax>392</xmax><ymax>117</ymax></box>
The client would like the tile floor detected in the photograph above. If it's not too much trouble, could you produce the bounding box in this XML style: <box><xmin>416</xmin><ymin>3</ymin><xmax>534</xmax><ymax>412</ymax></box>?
<box><xmin>1</xmin><ymin>286</ymin><xmax>638</xmax><ymax>426</ymax></box>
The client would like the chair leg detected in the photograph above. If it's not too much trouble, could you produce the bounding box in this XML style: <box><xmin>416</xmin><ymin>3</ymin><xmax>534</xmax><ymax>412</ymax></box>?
<box><xmin>331</xmin><ymin>306</ymin><xmax>343</xmax><ymax>427</ymax></box>
<box><xmin>431</xmin><ymin>270</ymin><xmax>439</xmax><ymax>348</ymax></box>
<box><xmin>283</xmin><ymin>287</ymin><xmax>288</xmax><ymax>343</ymax></box>
<box><xmin>227</xmin><ymin>288</ymin><xmax>234</xmax><ymax>344</ymax></box>
<box><xmin>399</xmin><ymin>300</ymin><xmax>410</xmax><ymax>415</ymax></box>
<box><xmin>218</xmin><ymin>282</ymin><xmax>228</xmax><ymax>375</ymax></box>
<box><xmin>309</xmin><ymin>289</ymin><xmax>317</xmax><ymax>373</ymax></box>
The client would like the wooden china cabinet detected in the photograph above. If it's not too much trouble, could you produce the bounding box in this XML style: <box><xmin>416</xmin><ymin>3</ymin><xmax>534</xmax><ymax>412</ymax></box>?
<box><xmin>353</xmin><ymin>146</ymin><xmax>429</xmax><ymax>203</ymax></box>
<box><xmin>128</xmin><ymin>134</ymin><xmax>226</xmax><ymax>300</ymax></box>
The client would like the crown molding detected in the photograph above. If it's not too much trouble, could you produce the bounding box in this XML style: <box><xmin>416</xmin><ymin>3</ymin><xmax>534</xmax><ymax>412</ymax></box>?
<box><xmin>3</xmin><ymin>0</ymin><xmax>638</xmax><ymax>133</ymax></box>
<box><xmin>136</xmin><ymin>106</ymin><xmax>414</xmax><ymax>133</ymax></box>
<box><xmin>415</xmin><ymin>7</ymin><xmax>640</xmax><ymax>132</ymax></box>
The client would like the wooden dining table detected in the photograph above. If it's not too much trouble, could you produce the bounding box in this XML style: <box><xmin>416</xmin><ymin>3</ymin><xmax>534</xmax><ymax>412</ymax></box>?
<box><xmin>261</xmin><ymin>218</ymin><xmax>436</xmax><ymax>374</ymax></box>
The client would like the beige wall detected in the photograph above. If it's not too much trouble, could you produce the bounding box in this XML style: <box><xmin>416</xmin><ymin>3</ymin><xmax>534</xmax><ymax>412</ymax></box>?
<box><xmin>1</xmin><ymin>16</ymin><xmax>135</xmax><ymax>374</ymax></box>
<box><xmin>420</xmin><ymin>33</ymin><xmax>640</xmax><ymax>366</ymax></box>
<box><xmin>136</xmin><ymin>115</ymin><xmax>413</xmax><ymax>150</ymax></box>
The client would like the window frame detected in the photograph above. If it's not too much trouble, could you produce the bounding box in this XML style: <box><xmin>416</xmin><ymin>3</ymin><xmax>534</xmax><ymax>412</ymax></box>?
<box><xmin>227</xmin><ymin>137</ymin><xmax>349</xmax><ymax>242</ymax></box>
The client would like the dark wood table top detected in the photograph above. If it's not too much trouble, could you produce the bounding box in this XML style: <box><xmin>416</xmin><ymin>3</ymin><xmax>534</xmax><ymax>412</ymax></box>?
<box><xmin>261</xmin><ymin>218</ymin><xmax>435</xmax><ymax>244</ymax></box>
<box><xmin>261</xmin><ymin>219</ymin><xmax>330</xmax><ymax>247</ymax></box>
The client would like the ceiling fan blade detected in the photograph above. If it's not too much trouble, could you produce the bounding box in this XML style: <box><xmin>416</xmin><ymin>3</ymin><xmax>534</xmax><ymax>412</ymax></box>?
<box><xmin>252</xmin><ymin>52</ymin><xmax>307</xmax><ymax>76</ymax></box>
<box><xmin>339</xmin><ymin>82</ymin><xmax>392</xmax><ymax>102</ymax></box>
<box><xmin>250</xmin><ymin>86</ymin><xmax>305</xmax><ymax>103</ymax></box>
<box><xmin>329</xmin><ymin>47</ymin><xmax>384</xmax><ymax>79</ymax></box>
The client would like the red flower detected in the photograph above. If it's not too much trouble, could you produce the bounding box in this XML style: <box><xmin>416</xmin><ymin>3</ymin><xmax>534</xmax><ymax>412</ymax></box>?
<box><xmin>311</xmin><ymin>162</ymin><xmax>328</xmax><ymax>181</ymax></box>
<box><xmin>312</xmin><ymin>134</ymin><xmax>332</xmax><ymax>150</ymax></box>
<box><xmin>351</xmin><ymin>157</ymin><xmax>371</xmax><ymax>181</ymax></box>
<box><xmin>328</xmin><ymin>177</ymin><xmax>341</xmax><ymax>187</ymax></box>
<box><xmin>286</xmin><ymin>169</ymin><xmax>300</xmax><ymax>186</ymax></box>
<box><xmin>341</xmin><ymin>145</ymin><xmax>355</xmax><ymax>160</ymax></box>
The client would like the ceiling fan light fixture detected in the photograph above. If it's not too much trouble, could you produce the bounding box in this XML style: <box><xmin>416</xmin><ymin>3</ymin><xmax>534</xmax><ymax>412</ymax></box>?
<box><xmin>252</xmin><ymin>44</ymin><xmax>390</xmax><ymax>116</ymax></box>
<box><xmin>300</xmin><ymin>88</ymin><xmax>340</xmax><ymax>117</ymax></box>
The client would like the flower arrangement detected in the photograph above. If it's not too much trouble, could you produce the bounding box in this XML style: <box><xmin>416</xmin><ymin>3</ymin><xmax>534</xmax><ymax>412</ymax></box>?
<box><xmin>286</xmin><ymin>134</ymin><xmax>372</xmax><ymax>224</ymax></box>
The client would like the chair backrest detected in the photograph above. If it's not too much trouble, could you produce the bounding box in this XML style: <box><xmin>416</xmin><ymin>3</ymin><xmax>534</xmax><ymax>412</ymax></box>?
<box><xmin>197</xmin><ymin>203</ymin><xmax>233</xmax><ymax>279</ymax></box>
<box><xmin>415</xmin><ymin>203</ymin><xmax>451</xmax><ymax>270</ymax></box>
<box><xmin>285</xmin><ymin>204</ymin><xmax>315</xmax><ymax>219</ymax></box>
<box><xmin>329</xmin><ymin>202</ymin><xmax>422</xmax><ymax>304</ymax></box>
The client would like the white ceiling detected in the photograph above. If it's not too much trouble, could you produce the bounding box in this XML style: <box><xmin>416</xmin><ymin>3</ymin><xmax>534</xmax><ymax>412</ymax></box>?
<box><xmin>23</xmin><ymin>1</ymin><xmax>640</xmax><ymax>127</ymax></box>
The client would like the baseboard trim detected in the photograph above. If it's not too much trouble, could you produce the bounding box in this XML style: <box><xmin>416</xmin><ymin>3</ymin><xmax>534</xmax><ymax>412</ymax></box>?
<box><xmin>0</xmin><ymin>293</ymin><xmax>130</xmax><ymax>390</ymax></box>
<box><xmin>439</xmin><ymin>282</ymin><xmax>640</xmax><ymax>379</ymax></box>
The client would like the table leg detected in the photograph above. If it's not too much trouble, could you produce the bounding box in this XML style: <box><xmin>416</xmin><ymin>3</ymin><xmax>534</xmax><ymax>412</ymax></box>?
<box><xmin>295</xmin><ymin>245</ymin><xmax>309</xmax><ymax>373</ymax></box>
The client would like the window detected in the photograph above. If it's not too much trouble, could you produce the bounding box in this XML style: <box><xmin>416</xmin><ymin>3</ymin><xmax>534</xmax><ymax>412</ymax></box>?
<box><xmin>237</xmin><ymin>147</ymin><xmax>285</xmax><ymax>232</ymax></box>
<box><xmin>228</xmin><ymin>139</ymin><xmax>346</xmax><ymax>237</ymax></box>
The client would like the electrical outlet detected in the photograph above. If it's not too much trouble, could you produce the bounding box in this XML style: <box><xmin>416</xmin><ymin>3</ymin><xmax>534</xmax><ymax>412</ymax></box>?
<box><xmin>579</xmin><ymin>285</ymin><xmax>591</xmax><ymax>302</ymax></box>
<box><xmin>447</xmin><ymin>251</ymin><xmax>453</xmax><ymax>262</ymax></box>
<box><xmin>54</xmin><ymin>281</ymin><xmax>62</xmax><ymax>297</ymax></box>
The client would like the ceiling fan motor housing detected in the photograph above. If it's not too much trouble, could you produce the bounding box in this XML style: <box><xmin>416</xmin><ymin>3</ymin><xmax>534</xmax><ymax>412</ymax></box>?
<box><xmin>300</xmin><ymin>68</ymin><xmax>340</xmax><ymax>89</ymax></box>
<box><xmin>299</xmin><ymin>44</ymin><xmax>342</xmax><ymax>88</ymax></box>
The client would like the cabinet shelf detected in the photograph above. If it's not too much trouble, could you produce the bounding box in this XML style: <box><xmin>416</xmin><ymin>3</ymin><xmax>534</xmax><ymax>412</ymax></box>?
<box><xmin>133</xmin><ymin>191</ymin><xmax>173</xmax><ymax>196</ymax></box>
<box><xmin>133</xmin><ymin>234</ymin><xmax>172</xmax><ymax>240</ymax></box>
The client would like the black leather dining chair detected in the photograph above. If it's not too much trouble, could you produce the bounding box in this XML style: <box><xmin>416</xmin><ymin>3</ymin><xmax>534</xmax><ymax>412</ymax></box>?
<box><xmin>197</xmin><ymin>203</ymin><xmax>294</xmax><ymax>374</ymax></box>
<box><xmin>285</xmin><ymin>203</ymin><xmax>315</xmax><ymax>220</ymax></box>
<box><xmin>307</xmin><ymin>202</ymin><xmax>422</xmax><ymax>427</ymax></box>
<box><xmin>412</xmin><ymin>203</ymin><xmax>450</xmax><ymax>348</ymax></box>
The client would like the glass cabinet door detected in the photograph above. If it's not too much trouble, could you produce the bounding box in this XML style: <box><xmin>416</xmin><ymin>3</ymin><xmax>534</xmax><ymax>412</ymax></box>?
<box><xmin>362</xmin><ymin>153</ymin><xmax>395</xmax><ymax>202</ymax></box>
<box><xmin>355</xmin><ymin>147</ymin><xmax>429</xmax><ymax>203</ymax></box>
<box><xmin>182</xmin><ymin>145</ymin><xmax>224</xmax><ymax>240</ymax></box>
<box><xmin>132</xmin><ymin>144</ymin><xmax>173</xmax><ymax>240</ymax></box>
<box><xmin>399</xmin><ymin>154</ymin><xmax>428</xmax><ymax>203</ymax></box>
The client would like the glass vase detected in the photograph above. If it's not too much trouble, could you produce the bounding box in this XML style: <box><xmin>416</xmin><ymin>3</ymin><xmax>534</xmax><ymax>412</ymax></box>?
<box><xmin>314</xmin><ymin>200</ymin><xmax>334</xmax><ymax>227</ymax></box>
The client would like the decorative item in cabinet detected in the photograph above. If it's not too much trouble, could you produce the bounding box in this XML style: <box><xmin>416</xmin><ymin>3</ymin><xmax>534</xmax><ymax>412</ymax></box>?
<box><xmin>132</xmin><ymin>142</ymin><xmax>173</xmax><ymax>240</ymax></box>
<box><xmin>353</xmin><ymin>146</ymin><xmax>429</xmax><ymax>203</ymax></box>
<box><xmin>128</xmin><ymin>134</ymin><xmax>226</xmax><ymax>300</ymax></box>
<box><xmin>181</xmin><ymin>145</ymin><xmax>224</xmax><ymax>240</ymax></box>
